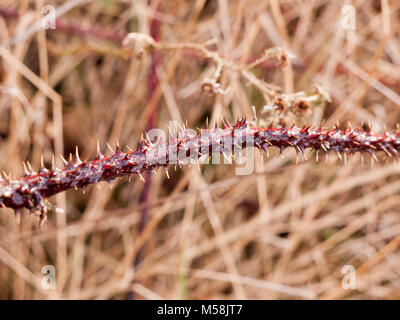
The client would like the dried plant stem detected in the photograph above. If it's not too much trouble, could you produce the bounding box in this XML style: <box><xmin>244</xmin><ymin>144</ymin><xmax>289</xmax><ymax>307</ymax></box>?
<box><xmin>1</xmin><ymin>118</ymin><xmax>399</xmax><ymax>226</ymax></box>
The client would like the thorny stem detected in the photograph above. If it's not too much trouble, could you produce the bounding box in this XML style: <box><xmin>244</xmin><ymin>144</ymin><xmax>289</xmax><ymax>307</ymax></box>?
<box><xmin>1</xmin><ymin>118</ymin><xmax>400</xmax><ymax>226</ymax></box>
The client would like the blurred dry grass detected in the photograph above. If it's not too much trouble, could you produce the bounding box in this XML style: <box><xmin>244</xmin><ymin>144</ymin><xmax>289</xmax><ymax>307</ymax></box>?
<box><xmin>0</xmin><ymin>0</ymin><xmax>400</xmax><ymax>299</ymax></box>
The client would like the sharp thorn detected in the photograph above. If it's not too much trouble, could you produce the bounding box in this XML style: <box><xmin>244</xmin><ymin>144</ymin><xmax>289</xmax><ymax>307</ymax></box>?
<box><xmin>138</xmin><ymin>172</ymin><xmax>145</xmax><ymax>182</ymax></box>
<box><xmin>22</xmin><ymin>162</ymin><xmax>29</xmax><ymax>175</ymax></box>
<box><xmin>75</xmin><ymin>146</ymin><xmax>82</xmax><ymax>164</ymax></box>
<box><xmin>107</xmin><ymin>142</ymin><xmax>113</xmax><ymax>153</ymax></box>
<box><xmin>51</xmin><ymin>154</ymin><xmax>56</xmax><ymax>169</ymax></box>
<box><xmin>40</xmin><ymin>154</ymin><xmax>45</xmax><ymax>169</ymax></box>
<box><xmin>96</xmin><ymin>140</ymin><xmax>104</xmax><ymax>159</ymax></box>
<box><xmin>27</xmin><ymin>161</ymin><xmax>34</xmax><ymax>173</ymax></box>
<box><xmin>2</xmin><ymin>171</ymin><xmax>8</xmax><ymax>180</ymax></box>
<box><xmin>60</xmin><ymin>154</ymin><xmax>69</xmax><ymax>166</ymax></box>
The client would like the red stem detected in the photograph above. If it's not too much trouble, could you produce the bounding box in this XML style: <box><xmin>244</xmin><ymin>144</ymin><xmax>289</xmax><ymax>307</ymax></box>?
<box><xmin>1</xmin><ymin>118</ymin><xmax>399</xmax><ymax>223</ymax></box>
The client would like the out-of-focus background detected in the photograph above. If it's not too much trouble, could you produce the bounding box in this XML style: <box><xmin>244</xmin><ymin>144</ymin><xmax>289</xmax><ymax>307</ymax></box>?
<box><xmin>0</xmin><ymin>0</ymin><xmax>400</xmax><ymax>299</ymax></box>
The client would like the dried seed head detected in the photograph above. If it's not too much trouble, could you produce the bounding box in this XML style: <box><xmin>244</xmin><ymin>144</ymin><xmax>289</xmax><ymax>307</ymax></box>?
<box><xmin>122</xmin><ymin>32</ymin><xmax>157</xmax><ymax>59</ymax></box>
<box><xmin>264</xmin><ymin>47</ymin><xmax>295</xmax><ymax>68</ymax></box>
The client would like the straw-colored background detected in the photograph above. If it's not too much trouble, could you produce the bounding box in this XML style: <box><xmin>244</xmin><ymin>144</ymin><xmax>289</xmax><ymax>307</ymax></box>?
<box><xmin>0</xmin><ymin>0</ymin><xmax>399</xmax><ymax>299</ymax></box>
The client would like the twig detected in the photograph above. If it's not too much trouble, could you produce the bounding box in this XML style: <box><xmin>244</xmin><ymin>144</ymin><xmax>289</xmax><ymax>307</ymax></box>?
<box><xmin>1</xmin><ymin>118</ymin><xmax>399</xmax><ymax>226</ymax></box>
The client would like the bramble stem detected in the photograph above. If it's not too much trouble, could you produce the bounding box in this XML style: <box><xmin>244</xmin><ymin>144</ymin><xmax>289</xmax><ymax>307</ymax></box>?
<box><xmin>1</xmin><ymin>118</ymin><xmax>399</xmax><ymax>225</ymax></box>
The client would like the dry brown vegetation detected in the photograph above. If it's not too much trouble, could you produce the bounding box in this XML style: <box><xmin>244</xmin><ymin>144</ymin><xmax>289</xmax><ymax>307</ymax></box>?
<box><xmin>0</xmin><ymin>0</ymin><xmax>400</xmax><ymax>300</ymax></box>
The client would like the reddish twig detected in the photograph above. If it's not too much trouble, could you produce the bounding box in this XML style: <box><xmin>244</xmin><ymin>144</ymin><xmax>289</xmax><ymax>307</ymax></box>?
<box><xmin>1</xmin><ymin>118</ymin><xmax>399</xmax><ymax>226</ymax></box>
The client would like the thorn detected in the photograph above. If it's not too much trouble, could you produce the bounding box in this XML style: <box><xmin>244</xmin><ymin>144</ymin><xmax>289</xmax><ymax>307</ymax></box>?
<box><xmin>251</xmin><ymin>106</ymin><xmax>257</xmax><ymax>124</ymax></box>
<box><xmin>106</xmin><ymin>142</ymin><xmax>113</xmax><ymax>153</ymax></box>
<box><xmin>2</xmin><ymin>171</ymin><xmax>8</xmax><ymax>180</ymax></box>
<box><xmin>145</xmin><ymin>133</ymin><xmax>152</xmax><ymax>144</ymax></box>
<box><xmin>167</xmin><ymin>125</ymin><xmax>174</xmax><ymax>139</ymax></box>
<box><xmin>138</xmin><ymin>172</ymin><xmax>145</xmax><ymax>182</ymax></box>
<box><xmin>60</xmin><ymin>154</ymin><xmax>69</xmax><ymax>166</ymax></box>
<box><xmin>222</xmin><ymin>152</ymin><xmax>231</xmax><ymax>162</ymax></box>
<box><xmin>346</xmin><ymin>121</ymin><xmax>352</xmax><ymax>131</ymax></box>
<box><xmin>205</xmin><ymin>117</ymin><xmax>209</xmax><ymax>130</ymax></box>
<box><xmin>39</xmin><ymin>213</ymin><xmax>47</xmax><ymax>228</ymax></box>
<box><xmin>221</xmin><ymin>116</ymin><xmax>227</xmax><ymax>129</ymax></box>
<box><xmin>388</xmin><ymin>146</ymin><xmax>398</xmax><ymax>156</ymax></box>
<box><xmin>51</xmin><ymin>154</ymin><xmax>56</xmax><ymax>169</ymax></box>
<box><xmin>75</xmin><ymin>146</ymin><xmax>82</xmax><ymax>164</ymax></box>
<box><xmin>26</xmin><ymin>161</ymin><xmax>34</xmax><ymax>174</ymax></box>
<box><xmin>38</xmin><ymin>219</ymin><xmax>43</xmax><ymax>229</ymax></box>
<box><xmin>39</xmin><ymin>154</ymin><xmax>49</xmax><ymax>173</ymax></box>
<box><xmin>177</xmin><ymin>123</ymin><xmax>184</xmax><ymax>136</ymax></box>
<box><xmin>164</xmin><ymin>167</ymin><xmax>170</xmax><ymax>179</ymax></box>
<box><xmin>316</xmin><ymin>150</ymin><xmax>319</xmax><ymax>163</ymax></box>
<box><xmin>381</xmin><ymin>145</ymin><xmax>391</xmax><ymax>157</ymax></box>
<box><xmin>40</xmin><ymin>154</ymin><xmax>45</xmax><ymax>169</ymax></box>
<box><xmin>69</xmin><ymin>153</ymin><xmax>73</xmax><ymax>162</ymax></box>
<box><xmin>96</xmin><ymin>140</ymin><xmax>104</xmax><ymax>159</ymax></box>
<box><xmin>23</xmin><ymin>162</ymin><xmax>29</xmax><ymax>175</ymax></box>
